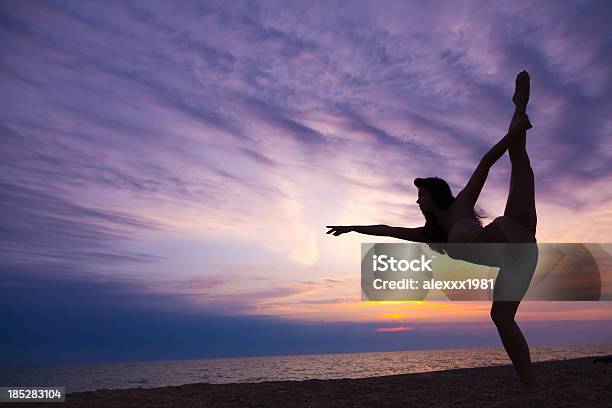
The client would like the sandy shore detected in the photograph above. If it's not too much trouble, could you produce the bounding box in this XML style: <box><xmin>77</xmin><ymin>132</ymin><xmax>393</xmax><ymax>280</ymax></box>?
<box><xmin>13</xmin><ymin>355</ymin><xmax>612</xmax><ymax>407</ymax></box>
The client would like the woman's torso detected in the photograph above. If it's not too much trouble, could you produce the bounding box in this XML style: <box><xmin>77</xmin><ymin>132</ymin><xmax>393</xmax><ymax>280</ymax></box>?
<box><xmin>447</xmin><ymin>217</ymin><xmax>484</xmax><ymax>243</ymax></box>
<box><xmin>437</xmin><ymin>205</ymin><xmax>509</xmax><ymax>267</ymax></box>
<box><xmin>436</xmin><ymin>204</ymin><xmax>482</xmax><ymax>243</ymax></box>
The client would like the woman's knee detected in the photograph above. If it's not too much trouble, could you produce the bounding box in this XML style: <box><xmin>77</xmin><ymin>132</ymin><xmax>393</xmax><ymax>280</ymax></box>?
<box><xmin>490</xmin><ymin>303</ymin><xmax>517</xmax><ymax>326</ymax></box>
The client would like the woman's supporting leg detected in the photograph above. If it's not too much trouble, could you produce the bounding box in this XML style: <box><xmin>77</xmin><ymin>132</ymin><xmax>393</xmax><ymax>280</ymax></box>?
<box><xmin>490</xmin><ymin>72</ymin><xmax>538</xmax><ymax>389</ymax></box>
<box><xmin>490</xmin><ymin>300</ymin><xmax>538</xmax><ymax>388</ymax></box>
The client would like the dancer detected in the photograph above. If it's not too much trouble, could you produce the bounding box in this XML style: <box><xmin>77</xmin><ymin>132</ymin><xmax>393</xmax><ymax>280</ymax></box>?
<box><xmin>326</xmin><ymin>71</ymin><xmax>538</xmax><ymax>388</ymax></box>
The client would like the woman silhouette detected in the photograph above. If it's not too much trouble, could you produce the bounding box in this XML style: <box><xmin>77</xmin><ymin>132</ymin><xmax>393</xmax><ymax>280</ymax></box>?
<box><xmin>326</xmin><ymin>71</ymin><xmax>539</xmax><ymax>388</ymax></box>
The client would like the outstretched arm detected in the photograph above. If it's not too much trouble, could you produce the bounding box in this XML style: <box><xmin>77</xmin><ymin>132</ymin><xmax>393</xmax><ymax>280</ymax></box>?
<box><xmin>326</xmin><ymin>225</ymin><xmax>429</xmax><ymax>242</ymax></box>
<box><xmin>455</xmin><ymin>116</ymin><xmax>531</xmax><ymax>209</ymax></box>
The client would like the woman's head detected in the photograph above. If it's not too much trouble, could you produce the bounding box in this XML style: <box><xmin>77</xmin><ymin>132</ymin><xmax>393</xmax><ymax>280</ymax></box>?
<box><xmin>414</xmin><ymin>177</ymin><xmax>456</xmax><ymax>246</ymax></box>
<box><xmin>414</xmin><ymin>177</ymin><xmax>454</xmax><ymax>213</ymax></box>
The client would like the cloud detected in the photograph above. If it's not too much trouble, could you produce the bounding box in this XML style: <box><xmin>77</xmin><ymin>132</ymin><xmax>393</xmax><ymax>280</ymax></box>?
<box><xmin>0</xmin><ymin>177</ymin><xmax>162</xmax><ymax>273</ymax></box>
<box><xmin>375</xmin><ymin>325</ymin><xmax>414</xmax><ymax>332</ymax></box>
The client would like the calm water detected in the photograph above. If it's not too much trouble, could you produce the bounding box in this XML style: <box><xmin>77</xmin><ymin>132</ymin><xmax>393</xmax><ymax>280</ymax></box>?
<box><xmin>1</xmin><ymin>343</ymin><xmax>611</xmax><ymax>393</ymax></box>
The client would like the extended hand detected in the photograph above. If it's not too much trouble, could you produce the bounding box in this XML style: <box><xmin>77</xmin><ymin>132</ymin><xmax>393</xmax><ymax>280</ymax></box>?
<box><xmin>325</xmin><ymin>225</ymin><xmax>352</xmax><ymax>236</ymax></box>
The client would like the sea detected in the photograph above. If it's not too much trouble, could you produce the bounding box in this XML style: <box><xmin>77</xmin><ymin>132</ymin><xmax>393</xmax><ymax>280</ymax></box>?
<box><xmin>1</xmin><ymin>343</ymin><xmax>611</xmax><ymax>393</ymax></box>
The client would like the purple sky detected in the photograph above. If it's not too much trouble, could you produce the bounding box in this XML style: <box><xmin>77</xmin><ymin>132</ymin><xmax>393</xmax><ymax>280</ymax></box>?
<box><xmin>1</xmin><ymin>0</ymin><xmax>611</xmax><ymax>366</ymax></box>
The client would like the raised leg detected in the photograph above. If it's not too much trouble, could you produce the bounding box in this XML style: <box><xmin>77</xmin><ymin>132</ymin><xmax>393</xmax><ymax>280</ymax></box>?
<box><xmin>504</xmin><ymin>72</ymin><xmax>537</xmax><ymax>235</ymax></box>
<box><xmin>490</xmin><ymin>300</ymin><xmax>538</xmax><ymax>388</ymax></box>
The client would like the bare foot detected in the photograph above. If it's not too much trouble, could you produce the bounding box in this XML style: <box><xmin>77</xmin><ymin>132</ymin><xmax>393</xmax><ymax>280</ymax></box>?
<box><xmin>512</xmin><ymin>70</ymin><xmax>530</xmax><ymax>112</ymax></box>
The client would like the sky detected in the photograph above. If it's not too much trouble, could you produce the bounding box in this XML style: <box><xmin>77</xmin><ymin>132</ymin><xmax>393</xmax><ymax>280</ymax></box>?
<box><xmin>1</xmin><ymin>0</ymin><xmax>611</xmax><ymax>367</ymax></box>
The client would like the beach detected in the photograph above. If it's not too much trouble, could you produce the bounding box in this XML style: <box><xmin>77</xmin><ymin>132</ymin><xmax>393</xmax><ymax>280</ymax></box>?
<box><xmin>18</xmin><ymin>355</ymin><xmax>611</xmax><ymax>407</ymax></box>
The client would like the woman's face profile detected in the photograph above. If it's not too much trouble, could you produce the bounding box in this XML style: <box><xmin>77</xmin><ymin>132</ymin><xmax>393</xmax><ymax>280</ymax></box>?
<box><xmin>416</xmin><ymin>187</ymin><xmax>435</xmax><ymax>213</ymax></box>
